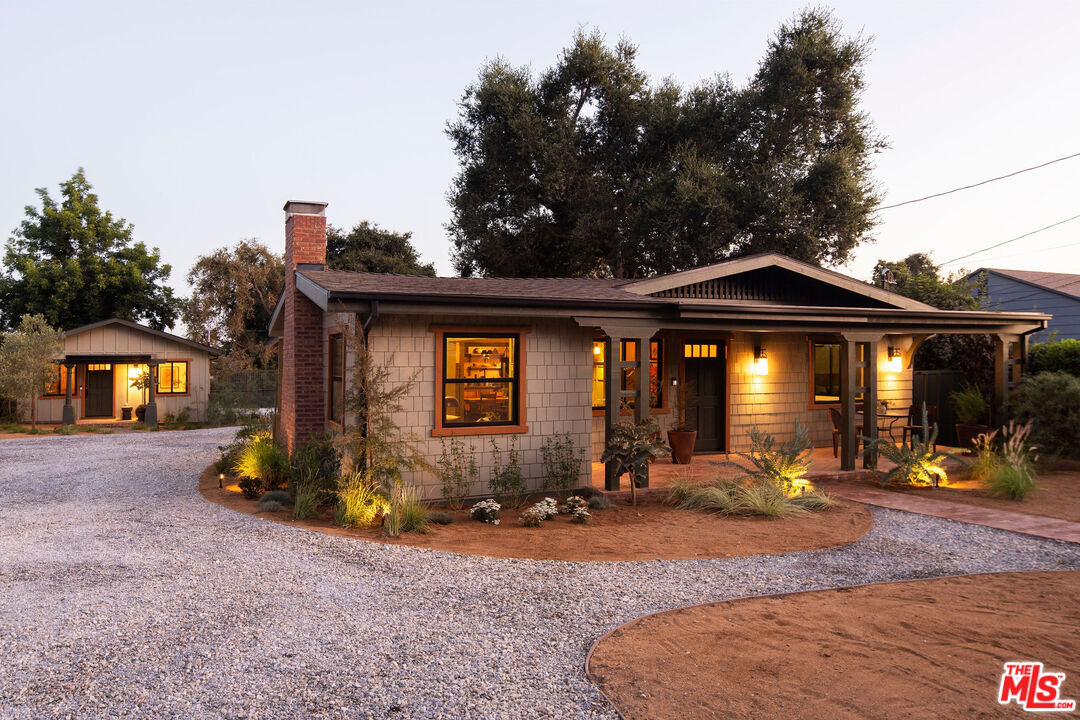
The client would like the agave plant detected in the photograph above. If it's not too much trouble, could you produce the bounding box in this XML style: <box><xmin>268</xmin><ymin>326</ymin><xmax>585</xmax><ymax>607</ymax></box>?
<box><xmin>862</xmin><ymin>404</ymin><xmax>962</xmax><ymax>487</ymax></box>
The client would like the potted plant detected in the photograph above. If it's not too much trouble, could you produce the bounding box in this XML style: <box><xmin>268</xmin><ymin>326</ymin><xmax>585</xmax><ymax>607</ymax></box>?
<box><xmin>130</xmin><ymin>370</ymin><xmax>151</xmax><ymax>423</ymax></box>
<box><xmin>667</xmin><ymin>379</ymin><xmax>697</xmax><ymax>464</ymax></box>
<box><xmin>949</xmin><ymin>383</ymin><xmax>991</xmax><ymax>452</ymax></box>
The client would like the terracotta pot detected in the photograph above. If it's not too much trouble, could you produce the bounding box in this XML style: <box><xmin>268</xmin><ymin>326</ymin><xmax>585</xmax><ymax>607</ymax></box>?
<box><xmin>668</xmin><ymin>430</ymin><xmax>697</xmax><ymax>465</ymax></box>
<box><xmin>956</xmin><ymin>423</ymin><xmax>993</xmax><ymax>452</ymax></box>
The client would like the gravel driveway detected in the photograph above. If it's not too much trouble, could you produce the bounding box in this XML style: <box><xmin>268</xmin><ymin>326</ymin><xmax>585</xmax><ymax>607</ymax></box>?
<box><xmin>1</xmin><ymin>429</ymin><xmax>1078</xmax><ymax>719</ymax></box>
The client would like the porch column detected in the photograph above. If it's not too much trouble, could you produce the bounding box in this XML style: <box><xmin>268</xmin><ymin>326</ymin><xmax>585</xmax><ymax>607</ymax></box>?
<box><xmin>992</xmin><ymin>334</ymin><xmax>1018</xmax><ymax>428</ymax></box>
<box><xmin>839</xmin><ymin>337</ymin><xmax>858</xmax><ymax>471</ymax></box>
<box><xmin>603</xmin><ymin>335</ymin><xmax>621</xmax><ymax>491</ymax></box>
<box><xmin>861</xmin><ymin>339</ymin><xmax>879</xmax><ymax>470</ymax></box>
<box><xmin>61</xmin><ymin>363</ymin><xmax>74</xmax><ymax>426</ymax></box>
<box><xmin>598</xmin><ymin>323</ymin><xmax>660</xmax><ymax>491</ymax></box>
<box><xmin>145</xmin><ymin>362</ymin><xmax>158</xmax><ymax>429</ymax></box>
<box><xmin>839</xmin><ymin>333</ymin><xmax>882</xmax><ymax>471</ymax></box>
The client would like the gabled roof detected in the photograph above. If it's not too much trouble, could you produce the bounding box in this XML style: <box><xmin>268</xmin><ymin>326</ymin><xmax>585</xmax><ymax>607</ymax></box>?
<box><xmin>974</xmin><ymin>267</ymin><xmax>1080</xmax><ymax>302</ymax></box>
<box><xmin>617</xmin><ymin>253</ymin><xmax>936</xmax><ymax>311</ymax></box>
<box><xmin>64</xmin><ymin>318</ymin><xmax>221</xmax><ymax>355</ymax></box>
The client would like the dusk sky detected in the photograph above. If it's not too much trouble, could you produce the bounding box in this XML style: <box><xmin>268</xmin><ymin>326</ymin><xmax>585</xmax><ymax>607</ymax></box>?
<box><xmin>2</xmin><ymin>0</ymin><xmax>1078</xmax><ymax>321</ymax></box>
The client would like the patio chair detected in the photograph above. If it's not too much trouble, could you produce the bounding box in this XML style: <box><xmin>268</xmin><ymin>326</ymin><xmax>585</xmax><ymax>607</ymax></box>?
<box><xmin>828</xmin><ymin>408</ymin><xmax>862</xmax><ymax>458</ymax></box>
<box><xmin>901</xmin><ymin>404</ymin><xmax>938</xmax><ymax>451</ymax></box>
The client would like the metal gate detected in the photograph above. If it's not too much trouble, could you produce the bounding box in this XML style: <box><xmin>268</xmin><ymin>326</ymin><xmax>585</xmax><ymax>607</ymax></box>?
<box><xmin>912</xmin><ymin>370</ymin><xmax>962</xmax><ymax>446</ymax></box>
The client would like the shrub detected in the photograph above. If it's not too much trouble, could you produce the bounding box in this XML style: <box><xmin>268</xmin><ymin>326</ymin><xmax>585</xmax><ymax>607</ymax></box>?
<box><xmin>600</xmin><ymin>419</ymin><xmax>670</xmax><ymax>505</ymax></box>
<box><xmin>383</xmin><ymin>487</ymin><xmax>429</xmax><ymax>536</ymax></box>
<box><xmin>437</xmin><ymin>437</ymin><xmax>478</xmax><ymax>509</ymax></box>
<box><xmin>258</xmin><ymin>499</ymin><xmax>285</xmax><ymax>512</ymax></box>
<box><xmin>469</xmin><ymin>499</ymin><xmax>501</xmax><ymax>525</ymax></box>
<box><xmin>563</xmin><ymin>495</ymin><xmax>588</xmax><ymax>514</ymax></box>
<box><xmin>260</xmin><ymin>490</ymin><xmax>293</xmax><ymax>506</ymax></box>
<box><xmin>429</xmin><ymin>511</ymin><xmax>454</xmax><ymax>525</ymax></box>
<box><xmin>238</xmin><ymin>476</ymin><xmax>261</xmax><ymax>500</ymax></box>
<box><xmin>1028</xmin><ymin>337</ymin><xmax>1080</xmax><ymax>377</ymax></box>
<box><xmin>334</xmin><ymin>471</ymin><xmax>390</xmax><ymax>528</ymax></box>
<box><xmin>234</xmin><ymin>434</ymin><xmax>289</xmax><ymax>491</ymax></box>
<box><xmin>985</xmin><ymin>420</ymin><xmax>1038</xmax><ymax>500</ymax></box>
<box><xmin>519</xmin><ymin>497</ymin><xmax>558</xmax><ymax>526</ymax></box>
<box><xmin>724</xmin><ymin>421</ymin><xmax>813</xmax><ymax>496</ymax></box>
<box><xmin>489</xmin><ymin>435</ymin><xmax>525</xmax><ymax>507</ymax></box>
<box><xmin>519</xmin><ymin>507</ymin><xmax>545</xmax><ymax>527</ymax></box>
<box><xmin>292</xmin><ymin>471</ymin><xmax>320</xmax><ymax>520</ymax></box>
<box><xmin>863</xmin><ymin>405</ymin><xmax>960</xmax><ymax>487</ymax></box>
<box><xmin>949</xmin><ymin>383</ymin><xmax>989</xmax><ymax>425</ymax></box>
<box><xmin>569</xmin><ymin>506</ymin><xmax>591</xmax><ymax>524</ymax></box>
<box><xmin>291</xmin><ymin>431</ymin><xmax>341</xmax><ymax>506</ymax></box>
<box><xmin>541</xmin><ymin>433</ymin><xmax>584</xmax><ymax>493</ymax></box>
<box><xmin>588</xmin><ymin>495</ymin><xmax>614</xmax><ymax>511</ymax></box>
<box><xmin>1011</xmin><ymin>371</ymin><xmax>1080</xmax><ymax>458</ymax></box>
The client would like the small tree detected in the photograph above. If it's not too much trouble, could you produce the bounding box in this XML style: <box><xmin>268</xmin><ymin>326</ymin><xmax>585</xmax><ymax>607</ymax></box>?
<box><xmin>0</xmin><ymin>314</ymin><xmax>64</xmax><ymax>428</ymax></box>
<box><xmin>600</xmin><ymin>420</ymin><xmax>669</xmax><ymax>505</ymax></box>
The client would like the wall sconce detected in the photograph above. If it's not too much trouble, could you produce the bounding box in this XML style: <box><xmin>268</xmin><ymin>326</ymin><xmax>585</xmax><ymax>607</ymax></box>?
<box><xmin>753</xmin><ymin>346</ymin><xmax>769</xmax><ymax>376</ymax></box>
<box><xmin>671</xmin><ymin>376</ymin><xmax>678</xmax><ymax>387</ymax></box>
<box><xmin>887</xmin><ymin>346</ymin><xmax>903</xmax><ymax>373</ymax></box>
<box><xmin>593</xmin><ymin>343</ymin><xmax>602</xmax><ymax>356</ymax></box>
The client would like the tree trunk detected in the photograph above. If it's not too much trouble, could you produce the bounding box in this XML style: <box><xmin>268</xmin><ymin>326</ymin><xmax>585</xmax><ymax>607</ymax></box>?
<box><xmin>29</xmin><ymin>394</ymin><xmax>36</xmax><ymax>430</ymax></box>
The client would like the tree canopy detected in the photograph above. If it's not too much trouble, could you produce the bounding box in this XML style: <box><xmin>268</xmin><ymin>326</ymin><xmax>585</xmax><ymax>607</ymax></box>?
<box><xmin>183</xmin><ymin>239</ymin><xmax>284</xmax><ymax>367</ymax></box>
<box><xmin>0</xmin><ymin>169</ymin><xmax>181</xmax><ymax>331</ymax></box>
<box><xmin>447</xmin><ymin>9</ymin><xmax>885</xmax><ymax>279</ymax></box>
<box><xmin>327</xmin><ymin>222</ymin><xmax>435</xmax><ymax>276</ymax></box>
<box><xmin>0</xmin><ymin>314</ymin><xmax>64</xmax><ymax>428</ymax></box>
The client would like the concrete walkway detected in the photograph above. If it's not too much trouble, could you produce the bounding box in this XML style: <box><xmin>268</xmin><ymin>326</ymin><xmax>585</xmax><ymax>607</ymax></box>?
<box><xmin>825</xmin><ymin>483</ymin><xmax>1080</xmax><ymax>544</ymax></box>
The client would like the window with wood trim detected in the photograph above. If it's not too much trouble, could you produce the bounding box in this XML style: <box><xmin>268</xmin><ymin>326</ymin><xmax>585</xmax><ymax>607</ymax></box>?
<box><xmin>442</xmin><ymin>334</ymin><xmax>518</xmax><ymax>427</ymax></box>
<box><xmin>156</xmin><ymin>361</ymin><xmax>188</xmax><ymax>394</ymax></box>
<box><xmin>43</xmin><ymin>363</ymin><xmax>70</xmax><ymax>397</ymax></box>
<box><xmin>592</xmin><ymin>338</ymin><xmax>663</xmax><ymax>410</ymax></box>
<box><xmin>810</xmin><ymin>341</ymin><xmax>865</xmax><ymax>404</ymax></box>
<box><xmin>328</xmin><ymin>333</ymin><xmax>345</xmax><ymax>425</ymax></box>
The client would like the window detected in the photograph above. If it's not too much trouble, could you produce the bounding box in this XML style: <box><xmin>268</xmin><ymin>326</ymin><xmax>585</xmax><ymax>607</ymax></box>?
<box><xmin>442</xmin><ymin>334</ymin><xmax>518</xmax><ymax>427</ymax></box>
<box><xmin>592</xmin><ymin>338</ymin><xmax>663</xmax><ymax>410</ymax></box>
<box><xmin>810</xmin><ymin>341</ymin><xmax>864</xmax><ymax>404</ymax></box>
<box><xmin>43</xmin><ymin>363</ymin><xmax>70</xmax><ymax>397</ymax></box>
<box><xmin>156</xmin><ymin>361</ymin><xmax>188</xmax><ymax>394</ymax></box>
<box><xmin>328</xmin><ymin>333</ymin><xmax>345</xmax><ymax>425</ymax></box>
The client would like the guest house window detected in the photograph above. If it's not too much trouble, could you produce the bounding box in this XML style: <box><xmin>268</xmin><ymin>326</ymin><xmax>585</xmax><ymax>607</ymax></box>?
<box><xmin>328</xmin><ymin>333</ymin><xmax>345</xmax><ymax>425</ymax></box>
<box><xmin>442</xmin><ymin>334</ymin><xmax>518</xmax><ymax>427</ymax></box>
<box><xmin>810</xmin><ymin>341</ymin><xmax>864</xmax><ymax>404</ymax></box>
<box><xmin>43</xmin><ymin>363</ymin><xmax>70</xmax><ymax>397</ymax></box>
<box><xmin>156</xmin><ymin>361</ymin><xmax>189</xmax><ymax>394</ymax></box>
<box><xmin>592</xmin><ymin>339</ymin><xmax>663</xmax><ymax>410</ymax></box>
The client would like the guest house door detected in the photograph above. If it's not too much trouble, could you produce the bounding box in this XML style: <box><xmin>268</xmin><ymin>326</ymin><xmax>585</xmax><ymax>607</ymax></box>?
<box><xmin>683</xmin><ymin>341</ymin><xmax>726</xmax><ymax>452</ymax></box>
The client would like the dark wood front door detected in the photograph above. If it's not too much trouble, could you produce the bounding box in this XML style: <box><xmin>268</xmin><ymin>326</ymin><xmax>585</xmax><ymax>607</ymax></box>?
<box><xmin>84</xmin><ymin>365</ymin><xmax>113</xmax><ymax>418</ymax></box>
<box><xmin>684</xmin><ymin>342</ymin><xmax>725</xmax><ymax>452</ymax></box>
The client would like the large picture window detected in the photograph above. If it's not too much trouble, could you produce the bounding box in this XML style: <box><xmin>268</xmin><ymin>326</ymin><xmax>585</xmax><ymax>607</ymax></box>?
<box><xmin>592</xmin><ymin>338</ymin><xmax>663</xmax><ymax>410</ymax></box>
<box><xmin>43</xmin><ymin>363</ymin><xmax>70</xmax><ymax>397</ymax></box>
<box><xmin>442</xmin><ymin>334</ymin><xmax>518</xmax><ymax>427</ymax></box>
<box><xmin>810</xmin><ymin>340</ymin><xmax>864</xmax><ymax>404</ymax></box>
<box><xmin>328</xmin><ymin>333</ymin><xmax>345</xmax><ymax>425</ymax></box>
<box><xmin>156</xmin><ymin>361</ymin><xmax>188</xmax><ymax>394</ymax></box>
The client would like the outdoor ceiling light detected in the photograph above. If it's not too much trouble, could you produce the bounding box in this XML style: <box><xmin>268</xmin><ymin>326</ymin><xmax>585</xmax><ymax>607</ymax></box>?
<box><xmin>888</xmin><ymin>346</ymin><xmax>903</xmax><ymax>373</ymax></box>
<box><xmin>753</xmin><ymin>346</ymin><xmax>768</xmax><ymax>376</ymax></box>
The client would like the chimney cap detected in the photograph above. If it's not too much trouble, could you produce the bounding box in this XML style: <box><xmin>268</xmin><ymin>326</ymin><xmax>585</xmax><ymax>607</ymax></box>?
<box><xmin>283</xmin><ymin>200</ymin><xmax>328</xmax><ymax>216</ymax></box>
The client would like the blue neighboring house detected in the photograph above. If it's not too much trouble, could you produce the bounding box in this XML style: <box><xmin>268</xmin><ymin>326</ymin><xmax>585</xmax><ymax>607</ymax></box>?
<box><xmin>971</xmin><ymin>268</ymin><xmax>1080</xmax><ymax>342</ymax></box>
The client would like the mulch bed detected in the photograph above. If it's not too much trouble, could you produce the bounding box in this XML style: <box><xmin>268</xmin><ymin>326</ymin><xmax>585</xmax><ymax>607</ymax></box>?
<box><xmin>198</xmin><ymin>466</ymin><xmax>873</xmax><ymax>562</ymax></box>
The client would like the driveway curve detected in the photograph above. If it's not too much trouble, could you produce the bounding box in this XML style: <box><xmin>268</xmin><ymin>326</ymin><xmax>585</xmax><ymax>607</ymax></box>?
<box><xmin>1</xmin><ymin>429</ymin><xmax>1078</xmax><ymax>719</ymax></box>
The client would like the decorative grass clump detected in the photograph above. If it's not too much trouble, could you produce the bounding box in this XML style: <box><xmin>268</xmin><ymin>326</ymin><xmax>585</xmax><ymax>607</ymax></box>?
<box><xmin>292</xmin><ymin>481</ymin><xmax>319</xmax><ymax>520</ymax></box>
<box><xmin>383</xmin><ymin>487</ymin><xmax>429</xmax><ymax>536</ymax></box>
<box><xmin>984</xmin><ymin>420</ymin><xmax>1038</xmax><ymax>501</ymax></box>
<box><xmin>671</xmin><ymin>482</ymin><xmax>737</xmax><ymax>514</ymax></box>
<box><xmin>967</xmin><ymin>431</ymin><xmax>1002</xmax><ymax>483</ymax></box>
<box><xmin>258</xmin><ymin>499</ymin><xmax>285</xmax><ymax>513</ymax></box>
<box><xmin>986</xmin><ymin>465</ymin><xmax>1036</xmax><ymax>501</ymax></box>
<box><xmin>428</xmin><ymin>511</ymin><xmax>454</xmax><ymax>525</ymax></box>
<box><xmin>670</xmin><ymin>479</ymin><xmax>830</xmax><ymax>518</ymax></box>
<box><xmin>788</xmin><ymin>489</ymin><xmax>834</xmax><ymax>512</ymax></box>
<box><xmin>233</xmin><ymin>433</ymin><xmax>289</xmax><ymax>490</ymax></box>
<box><xmin>259</xmin><ymin>490</ymin><xmax>293</xmax><ymax>507</ymax></box>
<box><xmin>334</xmin><ymin>471</ymin><xmax>390</xmax><ymax>528</ymax></box>
<box><xmin>733</xmin><ymin>482</ymin><xmax>806</xmax><ymax>518</ymax></box>
<box><xmin>588</xmin><ymin>494</ymin><xmax>614</xmax><ymax>511</ymax></box>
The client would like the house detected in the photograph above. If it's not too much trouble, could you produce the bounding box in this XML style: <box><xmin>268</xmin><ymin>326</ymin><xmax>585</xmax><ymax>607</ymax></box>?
<box><xmin>269</xmin><ymin>201</ymin><xmax>1049</xmax><ymax>498</ymax></box>
<box><xmin>970</xmin><ymin>268</ymin><xmax>1080</xmax><ymax>342</ymax></box>
<box><xmin>35</xmin><ymin>318</ymin><xmax>219</xmax><ymax>427</ymax></box>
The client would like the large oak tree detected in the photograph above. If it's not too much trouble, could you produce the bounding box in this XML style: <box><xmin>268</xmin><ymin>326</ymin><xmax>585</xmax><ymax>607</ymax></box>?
<box><xmin>447</xmin><ymin>9</ymin><xmax>885</xmax><ymax>278</ymax></box>
<box><xmin>0</xmin><ymin>169</ymin><xmax>181</xmax><ymax>331</ymax></box>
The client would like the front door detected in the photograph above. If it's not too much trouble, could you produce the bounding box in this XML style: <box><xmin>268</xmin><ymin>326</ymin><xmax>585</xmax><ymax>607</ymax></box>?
<box><xmin>683</xmin><ymin>342</ymin><xmax>725</xmax><ymax>452</ymax></box>
<box><xmin>84</xmin><ymin>364</ymin><xmax>113</xmax><ymax>418</ymax></box>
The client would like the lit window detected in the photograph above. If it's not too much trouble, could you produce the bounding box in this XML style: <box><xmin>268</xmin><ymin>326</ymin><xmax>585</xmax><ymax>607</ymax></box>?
<box><xmin>811</xmin><ymin>341</ymin><xmax>864</xmax><ymax>404</ymax></box>
<box><xmin>156</xmin><ymin>361</ymin><xmax>188</xmax><ymax>394</ymax></box>
<box><xmin>442</xmin><ymin>335</ymin><xmax>518</xmax><ymax>426</ymax></box>
<box><xmin>328</xmin><ymin>333</ymin><xmax>345</xmax><ymax>425</ymax></box>
<box><xmin>43</xmin><ymin>364</ymin><xmax>70</xmax><ymax>397</ymax></box>
<box><xmin>592</xmin><ymin>338</ymin><xmax>663</xmax><ymax>410</ymax></box>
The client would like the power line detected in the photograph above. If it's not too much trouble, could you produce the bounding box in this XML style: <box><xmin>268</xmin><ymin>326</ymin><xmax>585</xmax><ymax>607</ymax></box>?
<box><xmin>939</xmin><ymin>213</ymin><xmax>1080</xmax><ymax>267</ymax></box>
<box><xmin>880</xmin><ymin>150</ymin><xmax>1080</xmax><ymax>210</ymax></box>
<box><xmin>957</xmin><ymin>238</ymin><xmax>1080</xmax><ymax>265</ymax></box>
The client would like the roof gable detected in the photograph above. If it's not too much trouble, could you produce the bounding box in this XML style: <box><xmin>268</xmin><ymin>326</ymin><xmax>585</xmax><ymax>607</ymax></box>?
<box><xmin>618</xmin><ymin>253</ymin><xmax>935</xmax><ymax>311</ymax></box>
<box><xmin>63</xmin><ymin>318</ymin><xmax>221</xmax><ymax>355</ymax></box>
<box><xmin>976</xmin><ymin>268</ymin><xmax>1080</xmax><ymax>301</ymax></box>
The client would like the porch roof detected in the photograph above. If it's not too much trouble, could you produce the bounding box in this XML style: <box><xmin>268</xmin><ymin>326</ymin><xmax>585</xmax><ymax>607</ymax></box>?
<box><xmin>60</xmin><ymin>354</ymin><xmax>153</xmax><ymax>364</ymax></box>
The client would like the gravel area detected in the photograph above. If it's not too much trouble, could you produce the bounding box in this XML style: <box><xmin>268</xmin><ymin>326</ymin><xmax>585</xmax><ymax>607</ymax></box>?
<box><xmin>1</xmin><ymin>429</ymin><xmax>1078</xmax><ymax>720</ymax></box>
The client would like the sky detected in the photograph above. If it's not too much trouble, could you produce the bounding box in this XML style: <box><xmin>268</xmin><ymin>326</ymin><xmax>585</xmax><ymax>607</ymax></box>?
<box><xmin>2</xmin><ymin>0</ymin><xmax>1079</xmax><ymax>321</ymax></box>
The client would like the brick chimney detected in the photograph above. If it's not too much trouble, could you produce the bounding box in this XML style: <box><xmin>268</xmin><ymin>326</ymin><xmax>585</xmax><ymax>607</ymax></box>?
<box><xmin>281</xmin><ymin>200</ymin><xmax>328</xmax><ymax>455</ymax></box>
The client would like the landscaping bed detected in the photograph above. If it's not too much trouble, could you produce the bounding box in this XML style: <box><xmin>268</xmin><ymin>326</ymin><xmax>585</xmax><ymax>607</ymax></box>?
<box><xmin>876</xmin><ymin>458</ymin><xmax>1080</xmax><ymax>524</ymax></box>
<box><xmin>588</xmin><ymin>570</ymin><xmax>1080</xmax><ymax>720</ymax></box>
<box><xmin>199</xmin><ymin>466</ymin><xmax>873</xmax><ymax>561</ymax></box>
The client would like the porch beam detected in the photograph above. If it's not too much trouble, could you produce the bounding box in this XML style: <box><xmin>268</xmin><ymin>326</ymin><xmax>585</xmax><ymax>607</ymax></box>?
<box><xmin>62</xmin><ymin>363</ymin><xmax>74</xmax><ymax>426</ymax></box>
